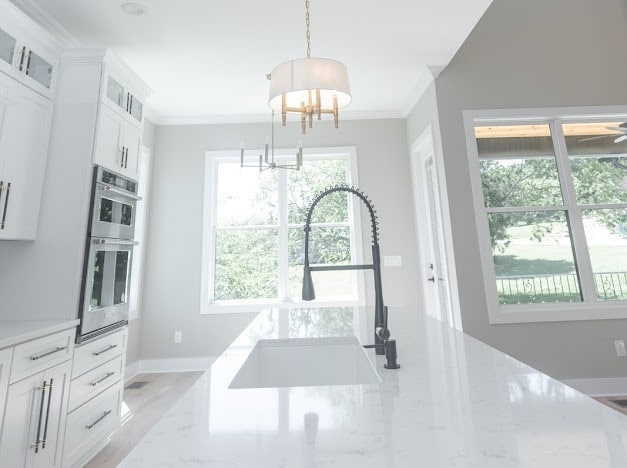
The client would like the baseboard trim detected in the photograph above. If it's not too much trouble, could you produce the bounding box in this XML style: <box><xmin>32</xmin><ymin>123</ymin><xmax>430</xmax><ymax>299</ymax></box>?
<box><xmin>125</xmin><ymin>356</ymin><xmax>216</xmax><ymax>380</ymax></box>
<box><xmin>124</xmin><ymin>361</ymin><xmax>140</xmax><ymax>381</ymax></box>
<box><xmin>562</xmin><ymin>377</ymin><xmax>627</xmax><ymax>397</ymax></box>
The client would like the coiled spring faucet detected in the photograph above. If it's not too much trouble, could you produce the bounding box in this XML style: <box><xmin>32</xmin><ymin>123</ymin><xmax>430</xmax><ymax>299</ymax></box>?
<box><xmin>301</xmin><ymin>185</ymin><xmax>400</xmax><ymax>369</ymax></box>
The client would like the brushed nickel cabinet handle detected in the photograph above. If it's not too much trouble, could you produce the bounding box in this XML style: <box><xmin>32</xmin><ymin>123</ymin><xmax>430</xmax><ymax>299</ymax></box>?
<box><xmin>41</xmin><ymin>378</ymin><xmax>53</xmax><ymax>449</ymax></box>
<box><xmin>29</xmin><ymin>346</ymin><xmax>67</xmax><ymax>361</ymax></box>
<box><xmin>24</xmin><ymin>50</ymin><xmax>32</xmax><ymax>76</ymax></box>
<box><xmin>89</xmin><ymin>371</ymin><xmax>115</xmax><ymax>387</ymax></box>
<box><xmin>33</xmin><ymin>380</ymin><xmax>47</xmax><ymax>453</ymax></box>
<box><xmin>92</xmin><ymin>344</ymin><xmax>118</xmax><ymax>356</ymax></box>
<box><xmin>85</xmin><ymin>410</ymin><xmax>112</xmax><ymax>429</ymax></box>
<box><xmin>17</xmin><ymin>46</ymin><xmax>26</xmax><ymax>71</ymax></box>
<box><xmin>1</xmin><ymin>181</ymin><xmax>10</xmax><ymax>230</ymax></box>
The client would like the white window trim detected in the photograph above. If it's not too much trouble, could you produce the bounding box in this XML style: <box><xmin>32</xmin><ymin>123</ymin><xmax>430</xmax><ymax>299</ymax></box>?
<box><xmin>128</xmin><ymin>145</ymin><xmax>151</xmax><ymax>321</ymax></box>
<box><xmin>200</xmin><ymin>146</ymin><xmax>366</xmax><ymax>314</ymax></box>
<box><xmin>463</xmin><ymin>105</ymin><xmax>627</xmax><ymax>324</ymax></box>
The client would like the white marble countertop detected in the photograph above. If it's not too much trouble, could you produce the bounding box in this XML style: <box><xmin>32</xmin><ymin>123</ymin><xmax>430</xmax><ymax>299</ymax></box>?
<box><xmin>120</xmin><ymin>307</ymin><xmax>627</xmax><ymax>467</ymax></box>
<box><xmin>0</xmin><ymin>319</ymin><xmax>79</xmax><ymax>349</ymax></box>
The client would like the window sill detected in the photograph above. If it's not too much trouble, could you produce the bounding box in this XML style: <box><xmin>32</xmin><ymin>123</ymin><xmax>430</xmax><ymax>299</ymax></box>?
<box><xmin>488</xmin><ymin>301</ymin><xmax>627</xmax><ymax>324</ymax></box>
<box><xmin>201</xmin><ymin>298</ymin><xmax>363</xmax><ymax>315</ymax></box>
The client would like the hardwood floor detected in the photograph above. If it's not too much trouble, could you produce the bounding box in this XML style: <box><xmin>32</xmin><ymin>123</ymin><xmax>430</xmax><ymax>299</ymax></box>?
<box><xmin>85</xmin><ymin>371</ymin><xmax>204</xmax><ymax>468</ymax></box>
<box><xmin>594</xmin><ymin>396</ymin><xmax>627</xmax><ymax>417</ymax></box>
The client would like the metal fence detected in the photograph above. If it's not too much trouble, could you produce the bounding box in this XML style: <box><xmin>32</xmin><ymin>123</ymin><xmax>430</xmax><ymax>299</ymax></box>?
<box><xmin>496</xmin><ymin>271</ymin><xmax>627</xmax><ymax>304</ymax></box>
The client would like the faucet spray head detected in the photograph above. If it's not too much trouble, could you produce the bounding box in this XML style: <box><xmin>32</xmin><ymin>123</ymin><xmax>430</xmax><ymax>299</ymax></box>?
<box><xmin>302</xmin><ymin>265</ymin><xmax>316</xmax><ymax>301</ymax></box>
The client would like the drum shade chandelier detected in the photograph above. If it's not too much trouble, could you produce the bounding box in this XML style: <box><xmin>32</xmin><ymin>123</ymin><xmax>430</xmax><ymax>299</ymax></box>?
<box><xmin>268</xmin><ymin>0</ymin><xmax>351</xmax><ymax>134</ymax></box>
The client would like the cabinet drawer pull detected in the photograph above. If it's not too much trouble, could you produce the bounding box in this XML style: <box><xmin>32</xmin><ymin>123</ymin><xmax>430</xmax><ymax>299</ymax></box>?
<box><xmin>85</xmin><ymin>410</ymin><xmax>112</xmax><ymax>429</ymax></box>
<box><xmin>90</xmin><ymin>371</ymin><xmax>115</xmax><ymax>387</ymax></box>
<box><xmin>30</xmin><ymin>346</ymin><xmax>67</xmax><ymax>361</ymax></box>
<box><xmin>92</xmin><ymin>344</ymin><xmax>118</xmax><ymax>356</ymax></box>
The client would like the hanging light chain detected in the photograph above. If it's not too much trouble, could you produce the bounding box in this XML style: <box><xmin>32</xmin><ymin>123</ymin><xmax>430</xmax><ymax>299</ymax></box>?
<box><xmin>305</xmin><ymin>0</ymin><xmax>311</xmax><ymax>58</ymax></box>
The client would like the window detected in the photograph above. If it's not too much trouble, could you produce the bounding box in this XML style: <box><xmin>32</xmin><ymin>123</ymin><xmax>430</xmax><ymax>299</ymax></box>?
<box><xmin>465</xmin><ymin>109</ymin><xmax>627</xmax><ymax>323</ymax></box>
<box><xmin>201</xmin><ymin>147</ymin><xmax>364</xmax><ymax>313</ymax></box>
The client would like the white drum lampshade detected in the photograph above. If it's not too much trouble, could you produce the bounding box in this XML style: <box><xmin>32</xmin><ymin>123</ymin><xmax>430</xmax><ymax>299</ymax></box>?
<box><xmin>269</xmin><ymin>58</ymin><xmax>351</xmax><ymax>111</ymax></box>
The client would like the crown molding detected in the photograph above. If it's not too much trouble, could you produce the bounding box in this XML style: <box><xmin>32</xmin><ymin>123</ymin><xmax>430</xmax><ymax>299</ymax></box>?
<box><xmin>7</xmin><ymin>0</ymin><xmax>80</xmax><ymax>47</ymax></box>
<box><xmin>400</xmin><ymin>65</ymin><xmax>446</xmax><ymax>117</ymax></box>
<box><xmin>151</xmin><ymin>109</ymin><xmax>404</xmax><ymax>126</ymax></box>
<box><xmin>61</xmin><ymin>48</ymin><xmax>152</xmax><ymax>98</ymax></box>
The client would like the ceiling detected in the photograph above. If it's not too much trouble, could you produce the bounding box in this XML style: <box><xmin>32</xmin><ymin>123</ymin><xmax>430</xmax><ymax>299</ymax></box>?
<box><xmin>15</xmin><ymin>0</ymin><xmax>492</xmax><ymax>123</ymax></box>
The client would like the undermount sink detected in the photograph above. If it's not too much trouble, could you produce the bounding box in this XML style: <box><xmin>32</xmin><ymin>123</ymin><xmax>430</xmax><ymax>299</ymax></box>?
<box><xmin>229</xmin><ymin>336</ymin><xmax>380</xmax><ymax>389</ymax></box>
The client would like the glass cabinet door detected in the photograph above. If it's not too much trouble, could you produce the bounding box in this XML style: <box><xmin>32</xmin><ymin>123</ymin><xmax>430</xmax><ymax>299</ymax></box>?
<box><xmin>130</xmin><ymin>96</ymin><xmax>143</xmax><ymax>122</ymax></box>
<box><xmin>0</xmin><ymin>28</ymin><xmax>16</xmax><ymax>66</ymax></box>
<box><xmin>106</xmin><ymin>76</ymin><xmax>125</xmax><ymax>109</ymax></box>
<box><xmin>25</xmin><ymin>51</ymin><xmax>53</xmax><ymax>88</ymax></box>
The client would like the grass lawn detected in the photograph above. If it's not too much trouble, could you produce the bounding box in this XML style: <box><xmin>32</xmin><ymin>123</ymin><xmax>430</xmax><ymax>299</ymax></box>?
<box><xmin>494</xmin><ymin>245</ymin><xmax>627</xmax><ymax>275</ymax></box>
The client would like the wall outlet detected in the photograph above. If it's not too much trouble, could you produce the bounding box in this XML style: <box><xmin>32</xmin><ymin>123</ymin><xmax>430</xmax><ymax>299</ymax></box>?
<box><xmin>615</xmin><ymin>340</ymin><xmax>626</xmax><ymax>357</ymax></box>
<box><xmin>174</xmin><ymin>331</ymin><xmax>182</xmax><ymax>344</ymax></box>
<box><xmin>384</xmin><ymin>255</ymin><xmax>402</xmax><ymax>267</ymax></box>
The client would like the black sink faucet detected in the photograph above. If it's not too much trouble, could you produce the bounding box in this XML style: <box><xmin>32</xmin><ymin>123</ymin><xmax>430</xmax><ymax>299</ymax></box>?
<box><xmin>301</xmin><ymin>185</ymin><xmax>399</xmax><ymax>368</ymax></box>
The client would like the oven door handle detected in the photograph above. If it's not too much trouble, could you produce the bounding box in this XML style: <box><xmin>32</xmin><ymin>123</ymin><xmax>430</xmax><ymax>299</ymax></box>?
<box><xmin>97</xmin><ymin>184</ymin><xmax>142</xmax><ymax>201</ymax></box>
<box><xmin>92</xmin><ymin>238</ymin><xmax>139</xmax><ymax>246</ymax></box>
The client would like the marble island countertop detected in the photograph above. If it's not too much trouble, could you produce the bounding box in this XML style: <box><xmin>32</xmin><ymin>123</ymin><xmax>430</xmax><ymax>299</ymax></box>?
<box><xmin>120</xmin><ymin>307</ymin><xmax>627</xmax><ymax>467</ymax></box>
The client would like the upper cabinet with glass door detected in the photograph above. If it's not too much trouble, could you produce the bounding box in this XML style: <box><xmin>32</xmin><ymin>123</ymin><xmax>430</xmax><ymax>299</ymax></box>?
<box><xmin>0</xmin><ymin>28</ymin><xmax>16</xmax><ymax>68</ymax></box>
<box><xmin>0</xmin><ymin>2</ymin><xmax>62</xmax><ymax>100</ymax></box>
<box><xmin>103</xmin><ymin>68</ymin><xmax>146</xmax><ymax>125</ymax></box>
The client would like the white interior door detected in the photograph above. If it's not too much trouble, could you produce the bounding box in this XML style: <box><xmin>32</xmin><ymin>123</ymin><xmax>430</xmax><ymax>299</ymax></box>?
<box><xmin>410</xmin><ymin>127</ymin><xmax>459</xmax><ymax>328</ymax></box>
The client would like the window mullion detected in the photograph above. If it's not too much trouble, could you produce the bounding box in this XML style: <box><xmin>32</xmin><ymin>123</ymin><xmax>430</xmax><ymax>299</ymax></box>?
<box><xmin>551</xmin><ymin>120</ymin><xmax>597</xmax><ymax>302</ymax></box>
<box><xmin>277</xmin><ymin>170</ymin><xmax>288</xmax><ymax>301</ymax></box>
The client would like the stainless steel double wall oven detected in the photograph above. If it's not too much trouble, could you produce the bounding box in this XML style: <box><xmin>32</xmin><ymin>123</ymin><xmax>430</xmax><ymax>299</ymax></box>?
<box><xmin>77</xmin><ymin>166</ymin><xmax>140</xmax><ymax>343</ymax></box>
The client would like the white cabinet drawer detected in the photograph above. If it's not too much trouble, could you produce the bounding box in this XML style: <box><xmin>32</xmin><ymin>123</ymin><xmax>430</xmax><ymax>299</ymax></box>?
<box><xmin>64</xmin><ymin>381</ymin><xmax>122</xmax><ymax>468</ymax></box>
<box><xmin>72</xmin><ymin>328</ymin><xmax>127</xmax><ymax>378</ymax></box>
<box><xmin>10</xmin><ymin>328</ymin><xmax>75</xmax><ymax>383</ymax></box>
<box><xmin>69</xmin><ymin>354</ymin><xmax>125</xmax><ymax>412</ymax></box>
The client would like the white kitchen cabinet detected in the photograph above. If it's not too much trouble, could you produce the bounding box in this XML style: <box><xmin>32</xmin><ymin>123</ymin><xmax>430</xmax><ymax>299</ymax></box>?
<box><xmin>0</xmin><ymin>347</ymin><xmax>12</xmax><ymax>437</ymax></box>
<box><xmin>0</xmin><ymin>71</ymin><xmax>53</xmax><ymax>240</ymax></box>
<box><xmin>0</xmin><ymin>359</ymin><xmax>71</xmax><ymax>468</ymax></box>
<box><xmin>103</xmin><ymin>71</ymin><xmax>144</xmax><ymax>124</ymax></box>
<box><xmin>0</xmin><ymin>3</ymin><xmax>61</xmax><ymax>100</ymax></box>
<box><xmin>94</xmin><ymin>102</ymin><xmax>142</xmax><ymax>178</ymax></box>
<box><xmin>63</xmin><ymin>327</ymin><xmax>128</xmax><ymax>467</ymax></box>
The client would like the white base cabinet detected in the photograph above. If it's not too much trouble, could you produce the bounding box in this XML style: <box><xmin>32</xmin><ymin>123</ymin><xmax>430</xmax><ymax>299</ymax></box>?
<box><xmin>0</xmin><ymin>360</ymin><xmax>71</xmax><ymax>468</ymax></box>
<box><xmin>0</xmin><ymin>324</ymin><xmax>76</xmax><ymax>468</ymax></box>
<box><xmin>0</xmin><ymin>347</ymin><xmax>12</xmax><ymax>434</ymax></box>
<box><xmin>63</xmin><ymin>327</ymin><xmax>128</xmax><ymax>467</ymax></box>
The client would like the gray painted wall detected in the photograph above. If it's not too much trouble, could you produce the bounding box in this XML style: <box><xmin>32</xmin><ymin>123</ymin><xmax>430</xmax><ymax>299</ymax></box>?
<box><xmin>125</xmin><ymin>118</ymin><xmax>156</xmax><ymax>367</ymax></box>
<box><xmin>410</xmin><ymin>0</ymin><xmax>627</xmax><ymax>380</ymax></box>
<box><xmin>139</xmin><ymin>119</ymin><xmax>421</xmax><ymax>360</ymax></box>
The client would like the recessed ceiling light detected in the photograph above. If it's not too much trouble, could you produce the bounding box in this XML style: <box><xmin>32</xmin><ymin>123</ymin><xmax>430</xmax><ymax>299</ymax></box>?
<box><xmin>121</xmin><ymin>3</ymin><xmax>145</xmax><ymax>15</ymax></box>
